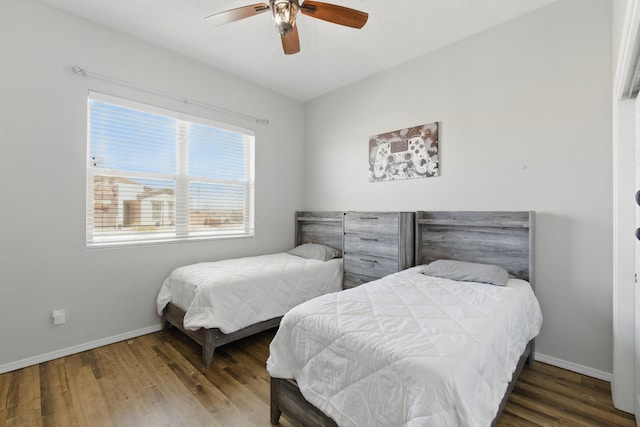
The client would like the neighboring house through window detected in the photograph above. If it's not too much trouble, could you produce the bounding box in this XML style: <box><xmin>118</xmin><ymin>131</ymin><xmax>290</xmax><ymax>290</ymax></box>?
<box><xmin>86</xmin><ymin>92</ymin><xmax>255</xmax><ymax>248</ymax></box>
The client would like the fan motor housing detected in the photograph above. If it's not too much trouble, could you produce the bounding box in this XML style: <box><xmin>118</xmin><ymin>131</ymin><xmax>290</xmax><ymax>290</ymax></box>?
<box><xmin>271</xmin><ymin>0</ymin><xmax>299</xmax><ymax>35</ymax></box>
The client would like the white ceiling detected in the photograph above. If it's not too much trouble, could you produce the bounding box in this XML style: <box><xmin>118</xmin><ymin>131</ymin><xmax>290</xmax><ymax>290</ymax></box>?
<box><xmin>38</xmin><ymin>0</ymin><xmax>560</xmax><ymax>101</ymax></box>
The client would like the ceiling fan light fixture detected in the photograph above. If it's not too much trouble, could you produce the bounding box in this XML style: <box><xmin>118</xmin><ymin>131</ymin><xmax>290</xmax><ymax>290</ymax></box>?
<box><xmin>271</xmin><ymin>0</ymin><xmax>299</xmax><ymax>35</ymax></box>
<box><xmin>206</xmin><ymin>0</ymin><xmax>368</xmax><ymax>54</ymax></box>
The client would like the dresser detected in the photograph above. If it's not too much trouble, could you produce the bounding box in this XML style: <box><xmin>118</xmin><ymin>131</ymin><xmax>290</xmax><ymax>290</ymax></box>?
<box><xmin>342</xmin><ymin>212</ymin><xmax>415</xmax><ymax>289</ymax></box>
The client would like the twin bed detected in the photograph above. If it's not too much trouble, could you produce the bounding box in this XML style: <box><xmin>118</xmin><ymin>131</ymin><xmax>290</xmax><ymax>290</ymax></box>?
<box><xmin>157</xmin><ymin>210</ymin><xmax>542</xmax><ymax>426</ymax></box>
<box><xmin>268</xmin><ymin>211</ymin><xmax>541</xmax><ymax>427</ymax></box>
<box><xmin>156</xmin><ymin>211</ymin><xmax>344</xmax><ymax>368</ymax></box>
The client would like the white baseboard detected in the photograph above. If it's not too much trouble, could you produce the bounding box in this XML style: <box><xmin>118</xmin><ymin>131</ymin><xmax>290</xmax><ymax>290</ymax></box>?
<box><xmin>0</xmin><ymin>324</ymin><xmax>163</xmax><ymax>375</ymax></box>
<box><xmin>0</xmin><ymin>330</ymin><xmax>613</xmax><ymax>383</ymax></box>
<box><xmin>535</xmin><ymin>352</ymin><xmax>612</xmax><ymax>382</ymax></box>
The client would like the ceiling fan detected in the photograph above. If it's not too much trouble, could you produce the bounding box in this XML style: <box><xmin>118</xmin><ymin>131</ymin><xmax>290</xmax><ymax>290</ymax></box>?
<box><xmin>205</xmin><ymin>0</ymin><xmax>368</xmax><ymax>55</ymax></box>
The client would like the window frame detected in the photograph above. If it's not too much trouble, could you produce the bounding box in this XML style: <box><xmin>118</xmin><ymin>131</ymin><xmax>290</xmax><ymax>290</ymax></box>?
<box><xmin>86</xmin><ymin>91</ymin><xmax>255</xmax><ymax>249</ymax></box>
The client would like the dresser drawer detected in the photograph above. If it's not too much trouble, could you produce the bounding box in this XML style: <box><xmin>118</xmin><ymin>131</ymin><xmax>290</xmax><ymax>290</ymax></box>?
<box><xmin>343</xmin><ymin>253</ymin><xmax>398</xmax><ymax>278</ymax></box>
<box><xmin>343</xmin><ymin>272</ymin><xmax>377</xmax><ymax>289</ymax></box>
<box><xmin>344</xmin><ymin>212</ymin><xmax>399</xmax><ymax>235</ymax></box>
<box><xmin>344</xmin><ymin>232</ymin><xmax>398</xmax><ymax>258</ymax></box>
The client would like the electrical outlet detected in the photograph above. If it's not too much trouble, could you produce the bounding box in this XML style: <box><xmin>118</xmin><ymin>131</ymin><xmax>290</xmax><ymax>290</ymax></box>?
<box><xmin>52</xmin><ymin>309</ymin><xmax>66</xmax><ymax>325</ymax></box>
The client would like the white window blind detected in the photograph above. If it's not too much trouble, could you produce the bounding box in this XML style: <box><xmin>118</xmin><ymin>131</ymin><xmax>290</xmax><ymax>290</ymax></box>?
<box><xmin>87</xmin><ymin>92</ymin><xmax>255</xmax><ymax>248</ymax></box>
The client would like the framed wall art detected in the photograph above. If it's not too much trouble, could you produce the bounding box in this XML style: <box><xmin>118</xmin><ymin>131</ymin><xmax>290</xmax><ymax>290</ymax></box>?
<box><xmin>369</xmin><ymin>122</ymin><xmax>439</xmax><ymax>182</ymax></box>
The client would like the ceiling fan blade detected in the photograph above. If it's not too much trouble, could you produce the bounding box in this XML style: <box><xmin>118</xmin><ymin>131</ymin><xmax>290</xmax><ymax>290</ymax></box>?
<box><xmin>299</xmin><ymin>1</ymin><xmax>368</xmax><ymax>29</ymax></box>
<box><xmin>205</xmin><ymin>3</ymin><xmax>270</xmax><ymax>26</ymax></box>
<box><xmin>281</xmin><ymin>25</ymin><xmax>301</xmax><ymax>55</ymax></box>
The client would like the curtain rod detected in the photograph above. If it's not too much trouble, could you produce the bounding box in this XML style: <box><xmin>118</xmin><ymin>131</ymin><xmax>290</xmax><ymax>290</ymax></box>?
<box><xmin>71</xmin><ymin>65</ymin><xmax>269</xmax><ymax>126</ymax></box>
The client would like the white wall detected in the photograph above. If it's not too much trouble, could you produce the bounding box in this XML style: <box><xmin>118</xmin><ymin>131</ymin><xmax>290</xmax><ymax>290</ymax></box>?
<box><xmin>0</xmin><ymin>0</ymin><xmax>305</xmax><ymax>370</ymax></box>
<box><xmin>304</xmin><ymin>0</ymin><xmax>614</xmax><ymax>375</ymax></box>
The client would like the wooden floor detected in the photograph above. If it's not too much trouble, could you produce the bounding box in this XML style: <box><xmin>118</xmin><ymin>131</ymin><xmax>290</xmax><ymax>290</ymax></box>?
<box><xmin>0</xmin><ymin>328</ymin><xmax>635</xmax><ymax>427</ymax></box>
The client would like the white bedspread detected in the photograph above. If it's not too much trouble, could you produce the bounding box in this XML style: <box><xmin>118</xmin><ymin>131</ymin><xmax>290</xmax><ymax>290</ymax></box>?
<box><xmin>156</xmin><ymin>253</ymin><xmax>343</xmax><ymax>333</ymax></box>
<box><xmin>267</xmin><ymin>266</ymin><xmax>543</xmax><ymax>427</ymax></box>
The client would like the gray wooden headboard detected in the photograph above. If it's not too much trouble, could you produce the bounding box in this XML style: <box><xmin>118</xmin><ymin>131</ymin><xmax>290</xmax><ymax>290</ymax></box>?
<box><xmin>415</xmin><ymin>211</ymin><xmax>534</xmax><ymax>284</ymax></box>
<box><xmin>295</xmin><ymin>211</ymin><xmax>344</xmax><ymax>252</ymax></box>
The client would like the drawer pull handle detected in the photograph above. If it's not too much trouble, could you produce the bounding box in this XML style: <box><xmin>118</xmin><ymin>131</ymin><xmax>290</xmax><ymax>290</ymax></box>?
<box><xmin>360</xmin><ymin>216</ymin><xmax>379</xmax><ymax>220</ymax></box>
<box><xmin>360</xmin><ymin>258</ymin><xmax>378</xmax><ymax>263</ymax></box>
<box><xmin>360</xmin><ymin>237</ymin><xmax>379</xmax><ymax>241</ymax></box>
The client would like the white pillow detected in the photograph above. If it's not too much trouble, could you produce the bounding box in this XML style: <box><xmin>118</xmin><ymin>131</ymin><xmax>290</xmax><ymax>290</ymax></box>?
<box><xmin>287</xmin><ymin>243</ymin><xmax>342</xmax><ymax>261</ymax></box>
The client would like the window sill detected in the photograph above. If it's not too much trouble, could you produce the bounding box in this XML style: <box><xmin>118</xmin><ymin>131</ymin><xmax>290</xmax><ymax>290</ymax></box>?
<box><xmin>86</xmin><ymin>232</ymin><xmax>254</xmax><ymax>250</ymax></box>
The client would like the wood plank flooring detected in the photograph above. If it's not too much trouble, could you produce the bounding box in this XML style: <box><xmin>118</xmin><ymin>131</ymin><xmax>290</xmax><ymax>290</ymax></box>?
<box><xmin>0</xmin><ymin>328</ymin><xmax>635</xmax><ymax>426</ymax></box>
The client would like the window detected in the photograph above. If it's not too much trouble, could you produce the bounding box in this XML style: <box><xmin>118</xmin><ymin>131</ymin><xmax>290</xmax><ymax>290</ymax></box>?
<box><xmin>86</xmin><ymin>92</ymin><xmax>255</xmax><ymax>248</ymax></box>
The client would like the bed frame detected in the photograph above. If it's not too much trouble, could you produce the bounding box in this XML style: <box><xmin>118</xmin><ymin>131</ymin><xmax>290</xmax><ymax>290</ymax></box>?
<box><xmin>270</xmin><ymin>210</ymin><xmax>535</xmax><ymax>427</ymax></box>
<box><xmin>162</xmin><ymin>211</ymin><xmax>344</xmax><ymax>368</ymax></box>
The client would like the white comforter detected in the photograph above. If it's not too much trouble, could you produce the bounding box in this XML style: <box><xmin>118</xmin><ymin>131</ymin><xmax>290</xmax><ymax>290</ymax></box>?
<box><xmin>267</xmin><ymin>266</ymin><xmax>543</xmax><ymax>427</ymax></box>
<box><xmin>156</xmin><ymin>253</ymin><xmax>343</xmax><ymax>333</ymax></box>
